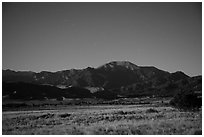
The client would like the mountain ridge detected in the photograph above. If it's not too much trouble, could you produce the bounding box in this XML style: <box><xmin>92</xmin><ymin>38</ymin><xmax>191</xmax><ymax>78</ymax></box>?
<box><xmin>2</xmin><ymin>61</ymin><xmax>201</xmax><ymax>100</ymax></box>
<box><xmin>3</xmin><ymin>61</ymin><xmax>193</xmax><ymax>75</ymax></box>
<box><xmin>3</xmin><ymin>61</ymin><xmax>189</xmax><ymax>87</ymax></box>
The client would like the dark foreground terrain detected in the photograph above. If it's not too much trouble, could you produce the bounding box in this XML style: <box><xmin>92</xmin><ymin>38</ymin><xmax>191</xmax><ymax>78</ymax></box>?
<box><xmin>2</xmin><ymin>98</ymin><xmax>202</xmax><ymax>135</ymax></box>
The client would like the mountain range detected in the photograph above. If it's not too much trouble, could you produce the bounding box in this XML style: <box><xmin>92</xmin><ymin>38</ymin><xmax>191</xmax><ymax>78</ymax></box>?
<box><xmin>2</xmin><ymin>61</ymin><xmax>202</xmax><ymax>99</ymax></box>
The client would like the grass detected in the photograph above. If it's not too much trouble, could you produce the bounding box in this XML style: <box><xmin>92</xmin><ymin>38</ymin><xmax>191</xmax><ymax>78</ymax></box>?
<box><xmin>2</xmin><ymin>104</ymin><xmax>202</xmax><ymax>135</ymax></box>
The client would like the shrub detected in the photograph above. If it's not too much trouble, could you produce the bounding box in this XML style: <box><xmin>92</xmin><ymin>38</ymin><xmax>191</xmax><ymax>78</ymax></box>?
<box><xmin>59</xmin><ymin>113</ymin><xmax>71</xmax><ymax>118</ymax></box>
<box><xmin>170</xmin><ymin>91</ymin><xmax>202</xmax><ymax>111</ymax></box>
<box><xmin>56</xmin><ymin>96</ymin><xmax>64</xmax><ymax>101</ymax></box>
<box><xmin>117</xmin><ymin>110</ymin><xmax>128</xmax><ymax>115</ymax></box>
<box><xmin>194</xmin><ymin>130</ymin><xmax>202</xmax><ymax>135</ymax></box>
<box><xmin>146</xmin><ymin>108</ymin><xmax>159</xmax><ymax>113</ymax></box>
<box><xmin>38</xmin><ymin>113</ymin><xmax>55</xmax><ymax>119</ymax></box>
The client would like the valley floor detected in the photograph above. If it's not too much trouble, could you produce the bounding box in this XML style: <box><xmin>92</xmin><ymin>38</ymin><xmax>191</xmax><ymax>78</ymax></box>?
<box><xmin>2</xmin><ymin>104</ymin><xmax>202</xmax><ymax>135</ymax></box>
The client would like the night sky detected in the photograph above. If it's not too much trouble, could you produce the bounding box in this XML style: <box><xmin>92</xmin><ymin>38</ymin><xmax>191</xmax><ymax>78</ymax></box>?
<box><xmin>2</xmin><ymin>2</ymin><xmax>202</xmax><ymax>76</ymax></box>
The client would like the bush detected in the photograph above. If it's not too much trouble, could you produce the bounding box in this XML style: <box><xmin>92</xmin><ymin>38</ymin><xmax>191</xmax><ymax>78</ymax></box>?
<box><xmin>146</xmin><ymin>108</ymin><xmax>159</xmax><ymax>113</ymax></box>
<box><xmin>56</xmin><ymin>96</ymin><xmax>64</xmax><ymax>101</ymax></box>
<box><xmin>59</xmin><ymin>113</ymin><xmax>71</xmax><ymax>118</ymax></box>
<box><xmin>194</xmin><ymin>130</ymin><xmax>202</xmax><ymax>135</ymax></box>
<box><xmin>170</xmin><ymin>91</ymin><xmax>202</xmax><ymax>111</ymax></box>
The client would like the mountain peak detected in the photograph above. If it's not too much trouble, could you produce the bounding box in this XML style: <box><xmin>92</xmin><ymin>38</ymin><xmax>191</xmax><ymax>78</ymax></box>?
<box><xmin>109</xmin><ymin>61</ymin><xmax>137</xmax><ymax>66</ymax></box>
<box><xmin>97</xmin><ymin>61</ymin><xmax>139</xmax><ymax>70</ymax></box>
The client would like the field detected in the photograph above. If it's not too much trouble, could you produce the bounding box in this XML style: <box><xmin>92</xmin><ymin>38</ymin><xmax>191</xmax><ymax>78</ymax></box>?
<box><xmin>2</xmin><ymin>98</ymin><xmax>202</xmax><ymax>135</ymax></box>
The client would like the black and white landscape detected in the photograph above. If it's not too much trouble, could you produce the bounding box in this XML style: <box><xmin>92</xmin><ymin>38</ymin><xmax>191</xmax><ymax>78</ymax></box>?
<box><xmin>2</xmin><ymin>61</ymin><xmax>202</xmax><ymax>135</ymax></box>
<box><xmin>2</xmin><ymin>2</ymin><xmax>202</xmax><ymax>135</ymax></box>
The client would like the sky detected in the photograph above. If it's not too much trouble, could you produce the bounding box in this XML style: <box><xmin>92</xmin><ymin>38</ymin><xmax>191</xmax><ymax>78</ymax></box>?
<box><xmin>2</xmin><ymin>2</ymin><xmax>202</xmax><ymax>76</ymax></box>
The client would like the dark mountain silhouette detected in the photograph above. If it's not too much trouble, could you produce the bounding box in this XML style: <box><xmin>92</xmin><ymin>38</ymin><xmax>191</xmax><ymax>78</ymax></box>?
<box><xmin>2</xmin><ymin>61</ymin><xmax>201</xmax><ymax>100</ymax></box>
<box><xmin>2</xmin><ymin>61</ymin><xmax>189</xmax><ymax>88</ymax></box>
<box><xmin>3</xmin><ymin>69</ymin><xmax>35</xmax><ymax>83</ymax></box>
<box><xmin>2</xmin><ymin>82</ymin><xmax>94</xmax><ymax>100</ymax></box>
<box><xmin>3</xmin><ymin>82</ymin><xmax>63</xmax><ymax>100</ymax></box>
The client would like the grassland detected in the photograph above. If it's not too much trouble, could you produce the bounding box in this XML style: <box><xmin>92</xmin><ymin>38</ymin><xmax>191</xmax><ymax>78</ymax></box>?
<box><xmin>2</xmin><ymin>101</ymin><xmax>202</xmax><ymax>135</ymax></box>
